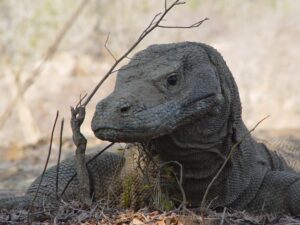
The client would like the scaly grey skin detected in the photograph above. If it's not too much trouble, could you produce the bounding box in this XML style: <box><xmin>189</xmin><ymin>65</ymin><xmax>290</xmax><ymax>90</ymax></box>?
<box><xmin>0</xmin><ymin>147</ymin><xmax>155</xmax><ymax>210</ymax></box>
<box><xmin>0</xmin><ymin>152</ymin><xmax>125</xmax><ymax>209</ymax></box>
<box><xmin>91</xmin><ymin>42</ymin><xmax>300</xmax><ymax>215</ymax></box>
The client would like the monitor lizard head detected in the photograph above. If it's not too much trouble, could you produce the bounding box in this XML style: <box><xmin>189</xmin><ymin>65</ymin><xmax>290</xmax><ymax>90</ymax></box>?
<box><xmin>92</xmin><ymin>42</ymin><xmax>240</xmax><ymax>142</ymax></box>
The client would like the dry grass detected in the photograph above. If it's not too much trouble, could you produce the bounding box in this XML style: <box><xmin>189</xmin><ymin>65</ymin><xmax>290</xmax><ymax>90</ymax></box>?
<box><xmin>1</xmin><ymin>139</ymin><xmax>300</xmax><ymax>225</ymax></box>
<box><xmin>1</xmin><ymin>203</ymin><xmax>300</xmax><ymax>225</ymax></box>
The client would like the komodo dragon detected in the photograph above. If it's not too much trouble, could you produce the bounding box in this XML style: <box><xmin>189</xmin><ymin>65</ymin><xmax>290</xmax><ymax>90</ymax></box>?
<box><xmin>1</xmin><ymin>42</ymin><xmax>300</xmax><ymax>215</ymax></box>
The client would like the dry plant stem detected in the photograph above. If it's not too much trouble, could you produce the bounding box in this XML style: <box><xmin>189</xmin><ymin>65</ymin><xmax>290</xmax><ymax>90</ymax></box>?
<box><xmin>201</xmin><ymin>213</ymin><xmax>206</xmax><ymax>225</ymax></box>
<box><xmin>82</xmin><ymin>0</ymin><xmax>208</xmax><ymax>107</ymax></box>
<box><xmin>159</xmin><ymin>161</ymin><xmax>187</xmax><ymax>208</ymax></box>
<box><xmin>158</xmin><ymin>18</ymin><xmax>209</xmax><ymax>29</ymax></box>
<box><xmin>28</xmin><ymin>111</ymin><xmax>59</xmax><ymax>221</ymax></box>
<box><xmin>76</xmin><ymin>93</ymin><xmax>88</xmax><ymax>108</ymax></box>
<box><xmin>0</xmin><ymin>0</ymin><xmax>89</xmax><ymax>129</ymax></box>
<box><xmin>200</xmin><ymin>115</ymin><xmax>270</xmax><ymax>210</ymax></box>
<box><xmin>86</xmin><ymin>142</ymin><xmax>115</xmax><ymax>164</ymax></box>
<box><xmin>71</xmin><ymin>106</ymin><xmax>91</xmax><ymax>205</ymax></box>
<box><xmin>56</xmin><ymin>118</ymin><xmax>64</xmax><ymax>199</ymax></box>
<box><xmin>173</xmin><ymin>172</ymin><xmax>187</xmax><ymax>210</ymax></box>
<box><xmin>220</xmin><ymin>207</ymin><xmax>227</xmax><ymax>225</ymax></box>
<box><xmin>105</xmin><ymin>33</ymin><xmax>117</xmax><ymax>61</ymax></box>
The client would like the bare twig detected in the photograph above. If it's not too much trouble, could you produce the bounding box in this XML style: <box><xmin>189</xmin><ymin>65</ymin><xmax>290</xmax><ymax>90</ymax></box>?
<box><xmin>158</xmin><ymin>17</ymin><xmax>209</xmax><ymax>29</ymax></box>
<box><xmin>220</xmin><ymin>207</ymin><xmax>227</xmax><ymax>225</ymax></box>
<box><xmin>137</xmin><ymin>12</ymin><xmax>162</xmax><ymax>40</ymax></box>
<box><xmin>160</xmin><ymin>161</ymin><xmax>183</xmax><ymax>185</ymax></box>
<box><xmin>172</xmin><ymin>171</ymin><xmax>187</xmax><ymax>210</ymax></box>
<box><xmin>76</xmin><ymin>93</ymin><xmax>88</xmax><ymax>108</ymax></box>
<box><xmin>56</xmin><ymin>118</ymin><xmax>64</xmax><ymax>199</ymax></box>
<box><xmin>0</xmin><ymin>0</ymin><xmax>90</xmax><ymax>129</ymax></box>
<box><xmin>81</xmin><ymin>0</ymin><xmax>207</xmax><ymax>107</ymax></box>
<box><xmin>28</xmin><ymin>111</ymin><xmax>59</xmax><ymax>220</ymax></box>
<box><xmin>200</xmin><ymin>115</ymin><xmax>270</xmax><ymax>210</ymax></box>
<box><xmin>104</xmin><ymin>33</ymin><xmax>117</xmax><ymax>61</ymax></box>
<box><xmin>159</xmin><ymin>161</ymin><xmax>187</xmax><ymax>209</ymax></box>
<box><xmin>86</xmin><ymin>142</ymin><xmax>115</xmax><ymax>164</ymax></box>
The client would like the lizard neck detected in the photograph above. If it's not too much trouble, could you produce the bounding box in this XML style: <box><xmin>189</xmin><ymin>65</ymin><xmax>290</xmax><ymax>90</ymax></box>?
<box><xmin>146</xmin><ymin>95</ymin><xmax>235</xmax><ymax>206</ymax></box>
<box><xmin>149</xmin><ymin>103</ymin><xmax>232</xmax><ymax>180</ymax></box>
<box><xmin>148</xmin><ymin>116</ymin><xmax>233</xmax><ymax>206</ymax></box>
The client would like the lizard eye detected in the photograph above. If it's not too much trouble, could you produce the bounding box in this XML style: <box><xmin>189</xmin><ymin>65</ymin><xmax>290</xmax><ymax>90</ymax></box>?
<box><xmin>166</xmin><ymin>74</ymin><xmax>178</xmax><ymax>86</ymax></box>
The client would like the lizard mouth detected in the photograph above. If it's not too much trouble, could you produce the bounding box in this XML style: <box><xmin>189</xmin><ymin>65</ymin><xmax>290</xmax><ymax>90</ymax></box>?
<box><xmin>93</xmin><ymin>127</ymin><xmax>149</xmax><ymax>142</ymax></box>
<box><xmin>92</xmin><ymin>93</ymin><xmax>218</xmax><ymax>142</ymax></box>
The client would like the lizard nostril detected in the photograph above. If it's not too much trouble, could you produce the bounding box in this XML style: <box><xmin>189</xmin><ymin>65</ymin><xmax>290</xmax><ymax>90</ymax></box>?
<box><xmin>118</xmin><ymin>98</ymin><xmax>132</xmax><ymax>115</ymax></box>
<box><xmin>120</xmin><ymin>105</ymin><xmax>130</xmax><ymax>114</ymax></box>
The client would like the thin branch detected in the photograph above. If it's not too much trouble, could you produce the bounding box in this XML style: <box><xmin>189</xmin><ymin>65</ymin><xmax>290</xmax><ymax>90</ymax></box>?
<box><xmin>160</xmin><ymin>161</ymin><xmax>183</xmax><ymax>184</ymax></box>
<box><xmin>0</xmin><ymin>0</ymin><xmax>90</xmax><ymax>129</ymax></box>
<box><xmin>172</xmin><ymin>171</ymin><xmax>187</xmax><ymax>209</ymax></box>
<box><xmin>137</xmin><ymin>12</ymin><xmax>162</xmax><ymax>41</ymax></box>
<box><xmin>104</xmin><ymin>33</ymin><xmax>117</xmax><ymax>61</ymax></box>
<box><xmin>76</xmin><ymin>93</ymin><xmax>88</xmax><ymax>108</ymax></box>
<box><xmin>56</xmin><ymin>118</ymin><xmax>64</xmax><ymax>199</ymax></box>
<box><xmin>175</xmin><ymin>1</ymin><xmax>186</xmax><ymax>6</ymax></box>
<box><xmin>220</xmin><ymin>207</ymin><xmax>227</xmax><ymax>225</ymax></box>
<box><xmin>158</xmin><ymin>17</ymin><xmax>209</xmax><ymax>29</ymax></box>
<box><xmin>159</xmin><ymin>161</ymin><xmax>187</xmax><ymax>209</ymax></box>
<box><xmin>60</xmin><ymin>142</ymin><xmax>115</xmax><ymax>197</ymax></box>
<box><xmin>28</xmin><ymin>111</ymin><xmax>59</xmax><ymax>218</ymax></box>
<box><xmin>81</xmin><ymin>0</ymin><xmax>207</xmax><ymax>107</ymax></box>
<box><xmin>200</xmin><ymin>115</ymin><xmax>270</xmax><ymax>210</ymax></box>
<box><xmin>86</xmin><ymin>142</ymin><xmax>115</xmax><ymax>164</ymax></box>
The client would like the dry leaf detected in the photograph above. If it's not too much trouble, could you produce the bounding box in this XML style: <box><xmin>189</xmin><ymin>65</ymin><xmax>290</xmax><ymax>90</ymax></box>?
<box><xmin>157</xmin><ymin>220</ymin><xmax>166</xmax><ymax>225</ymax></box>
<box><xmin>130</xmin><ymin>218</ymin><xmax>145</xmax><ymax>225</ymax></box>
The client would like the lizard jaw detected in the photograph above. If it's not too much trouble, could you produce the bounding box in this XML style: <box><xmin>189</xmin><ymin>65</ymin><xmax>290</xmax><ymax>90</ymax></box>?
<box><xmin>92</xmin><ymin>93</ymin><xmax>218</xmax><ymax>142</ymax></box>
<box><xmin>93</xmin><ymin>127</ymin><xmax>151</xmax><ymax>142</ymax></box>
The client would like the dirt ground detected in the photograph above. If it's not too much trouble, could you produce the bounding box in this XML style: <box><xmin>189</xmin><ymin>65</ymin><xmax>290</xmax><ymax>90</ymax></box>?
<box><xmin>1</xmin><ymin>202</ymin><xmax>300</xmax><ymax>225</ymax></box>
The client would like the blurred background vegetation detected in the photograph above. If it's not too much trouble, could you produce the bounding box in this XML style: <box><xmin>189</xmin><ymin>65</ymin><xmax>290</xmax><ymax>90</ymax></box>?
<box><xmin>0</xmin><ymin>0</ymin><xmax>299</xmax><ymax>164</ymax></box>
